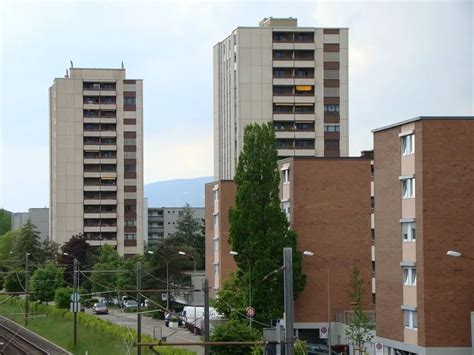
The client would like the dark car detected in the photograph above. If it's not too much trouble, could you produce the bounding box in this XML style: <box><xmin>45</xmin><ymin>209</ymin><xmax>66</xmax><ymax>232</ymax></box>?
<box><xmin>164</xmin><ymin>311</ymin><xmax>184</xmax><ymax>327</ymax></box>
<box><xmin>92</xmin><ymin>302</ymin><xmax>109</xmax><ymax>315</ymax></box>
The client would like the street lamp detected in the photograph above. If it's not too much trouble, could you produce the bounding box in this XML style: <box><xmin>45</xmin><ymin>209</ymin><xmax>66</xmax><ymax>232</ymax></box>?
<box><xmin>303</xmin><ymin>250</ymin><xmax>331</xmax><ymax>354</ymax></box>
<box><xmin>147</xmin><ymin>250</ymin><xmax>170</xmax><ymax>311</ymax></box>
<box><xmin>229</xmin><ymin>250</ymin><xmax>253</xmax><ymax>328</ymax></box>
<box><xmin>178</xmin><ymin>251</ymin><xmax>197</xmax><ymax>327</ymax></box>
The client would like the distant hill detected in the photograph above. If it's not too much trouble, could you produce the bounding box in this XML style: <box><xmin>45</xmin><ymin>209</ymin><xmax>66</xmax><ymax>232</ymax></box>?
<box><xmin>145</xmin><ymin>176</ymin><xmax>214</xmax><ymax>208</ymax></box>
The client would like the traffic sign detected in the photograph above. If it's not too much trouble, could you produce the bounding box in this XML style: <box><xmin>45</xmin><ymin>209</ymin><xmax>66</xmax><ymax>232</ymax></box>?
<box><xmin>320</xmin><ymin>326</ymin><xmax>328</xmax><ymax>339</ymax></box>
<box><xmin>70</xmin><ymin>292</ymin><xmax>80</xmax><ymax>302</ymax></box>
<box><xmin>246</xmin><ymin>306</ymin><xmax>256</xmax><ymax>318</ymax></box>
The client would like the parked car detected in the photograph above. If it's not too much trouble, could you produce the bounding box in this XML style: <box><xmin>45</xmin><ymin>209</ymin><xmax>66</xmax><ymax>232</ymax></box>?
<box><xmin>122</xmin><ymin>300</ymin><xmax>138</xmax><ymax>310</ymax></box>
<box><xmin>307</xmin><ymin>344</ymin><xmax>339</xmax><ymax>355</ymax></box>
<box><xmin>92</xmin><ymin>302</ymin><xmax>109</xmax><ymax>315</ymax></box>
<box><xmin>164</xmin><ymin>311</ymin><xmax>184</xmax><ymax>327</ymax></box>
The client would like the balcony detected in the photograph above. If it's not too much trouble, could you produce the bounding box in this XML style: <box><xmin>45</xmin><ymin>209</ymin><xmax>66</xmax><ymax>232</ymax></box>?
<box><xmin>83</xmin><ymin>82</ymin><xmax>116</xmax><ymax>91</ymax></box>
<box><xmin>273</xmin><ymin>85</ymin><xmax>315</xmax><ymax>97</ymax></box>
<box><xmin>273</xmin><ymin>32</ymin><xmax>314</xmax><ymax>43</ymax></box>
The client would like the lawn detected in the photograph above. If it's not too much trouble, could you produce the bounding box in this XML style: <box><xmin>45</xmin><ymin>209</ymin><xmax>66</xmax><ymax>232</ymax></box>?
<box><xmin>0</xmin><ymin>297</ymin><xmax>193</xmax><ymax>355</ymax></box>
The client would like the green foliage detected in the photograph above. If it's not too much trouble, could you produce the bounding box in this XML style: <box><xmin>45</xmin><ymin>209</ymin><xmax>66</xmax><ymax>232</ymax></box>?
<box><xmin>29</xmin><ymin>262</ymin><xmax>64</xmax><ymax>303</ymax></box>
<box><xmin>41</xmin><ymin>239</ymin><xmax>60</xmax><ymax>262</ymax></box>
<box><xmin>0</xmin><ymin>209</ymin><xmax>11</xmax><ymax>235</ymax></box>
<box><xmin>89</xmin><ymin>245</ymin><xmax>123</xmax><ymax>294</ymax></box>
<box><xmin>11</xmin><ymin>221</ymin><xmax>43</xmax><ymax>264</ymax></box>
<box><xmin>54</xmin><ymin>286</ymin><xmax>73</xmax><ymax>309</ymax></box>
<box><xmin>212</xmin><ymin>274</ymin><xmax>248</xmax><ymax>320</ymax></box>
<box><xmin>225</xmin><ymin>122</ymin><xmax>306</xmax><ymax>325</ymax></box>
<box><xmin>210</xmin><ymin>320</ymin><xmax>261</xmax><ymax>355</ymax></box>
<box><xmin>4</xmin><ymin>269</ymin><xmax>25</xmax><ymax>292</ymax></box>
<box><xmin>57</xmin><ymin>233</ymin><xmax>95</xmax><ymax>285</ymax></box>
<box><xmin>0</xmin><ymin>229</ymin><xmax>20</xmax><ymax>265</ymax></box>
<box><xmin>171</xmin><ymin>203</ymin><xmax>205</xmax><ymax>269</ymax></box>
<box><xmin>345</xmin><ymin>265</ymin><xmax>374</xmax><ymax>354</ymax></box>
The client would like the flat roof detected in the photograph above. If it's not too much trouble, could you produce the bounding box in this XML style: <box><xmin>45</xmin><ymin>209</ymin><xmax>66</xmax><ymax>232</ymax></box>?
<box><xmin>278</xmin><ymin>156</ymin><xmax>371</xmax><ymax>164</ymax></box>
<box><xmin>372</xmin><ymin>116</ymin><xmax>474</xmax><ymax>133</ymax></box>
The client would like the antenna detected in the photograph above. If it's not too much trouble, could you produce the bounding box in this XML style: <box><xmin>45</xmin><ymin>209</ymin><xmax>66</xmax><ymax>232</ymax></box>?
<box><xmin>121</xmin><ymin>61</ymin><xmax>124</xmax><ymax>69</ymax></box>
<box><xmin>70</xmin><ymin>60</ymin><xmax>74</xmax><ymax>68</ymax></box>
<box><xmin>65</xmin><ymin>69</ymin><xmax>69</xmax><ymax>78</ymax></box>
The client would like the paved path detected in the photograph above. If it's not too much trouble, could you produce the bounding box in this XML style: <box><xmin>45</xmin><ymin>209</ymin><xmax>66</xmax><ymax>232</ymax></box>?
<box><xmin>89</xmin><ymin>309</ymin><xmax>204</xmax><ymax>355</ymax></box>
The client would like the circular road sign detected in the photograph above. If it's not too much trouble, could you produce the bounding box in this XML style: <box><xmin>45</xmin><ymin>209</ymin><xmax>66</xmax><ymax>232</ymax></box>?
<box><xmin>70</xmin><ymin>292</ymin><xmax>80</xmax><ymax>302</ymax></box>
<box><xmin>320</xmin><ymin>326</ymin><xmax>328</xmax><ymax>335</ymax></box>
<box><xmin>246</xmin><ymin>306</ymin><xmax>256</xmax><ymax>318</ymax></box>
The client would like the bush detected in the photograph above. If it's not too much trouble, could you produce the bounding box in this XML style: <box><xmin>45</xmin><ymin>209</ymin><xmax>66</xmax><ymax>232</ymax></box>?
<box><xmin>4</xmin><ymin>270</ymin><xmax>25</xmax><ymax>292</ymax></box>
<box><xmin>211</xmin><ymin>320</ymin><xmax>262</xmax><ymax>355</ymax></box>
<box><xmin>54</xmin><ymin>287</ymin><xmax>73</xmax><ymax>309</ymax></box>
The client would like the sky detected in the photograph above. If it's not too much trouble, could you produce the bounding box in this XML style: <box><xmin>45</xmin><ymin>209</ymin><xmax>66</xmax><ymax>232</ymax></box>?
<box><xmin>0</xmin><ymin>0</ymin><xmax>472</xmax><ymax>212</ymax></box>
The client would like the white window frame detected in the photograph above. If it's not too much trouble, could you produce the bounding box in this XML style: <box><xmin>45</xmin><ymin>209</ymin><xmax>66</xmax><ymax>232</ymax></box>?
<box><xmin>403</xmin><ymin>266</ymin><xmax>417</xmax><ymax>286</ymax></box>
<box><xmin>213</xmin><ymin>214</ymin><xmax>219</xmax><ymax>226</ymax></box>
<box><xmin>403</xmin><ymin>310</ymin><xmax>418</xmax><ymax>330</ymax></box>
<box><xmin>401</xmin><ymin>134</ymin><xmax>415</xmax><ymax>156</ymax></box>
<box><xmin>282</xmin><ymin>201</ymin><xmax>290</xmax><ymax>215</ymax></box>
<box><xmin>213</xmin><ymin>188</ymin><xmax>219</xmax><ymax>201</ymax></box>
<box><xmin>283</xmin><ymin>168</ymin><xmax>290</xmax><ymax>184</ymax></box>
<box><xmin>402</xmin><ymin>178</ymin><xmax>415</xmax><ymax>199</ymax></box>
<box><xmin>402</xmin><ymin>222</ymin><xmax>416</xmax><ymax>242</ymax></box>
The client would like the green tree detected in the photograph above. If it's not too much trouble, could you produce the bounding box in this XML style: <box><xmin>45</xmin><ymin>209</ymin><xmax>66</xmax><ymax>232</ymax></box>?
<box><xmin>345</xmin><ymin>265</ymin><xmax>374</xmax><ymax>355</ymax></box>
<box><xmin>171</xmin><ymin>204</ymin><xmax>205</xmax><ymax>269</ymax></box>
<box><xmin>90</xmin><ymin>246</ymin><xmax>123</xmax><ymax>295</ymax></box>
<box><xmin>0</xmin><ymin>209</ymin><xmax>11</xmax><ymax>235</ymax></box>
<box><xmin>57</xmin><ymin>233</ymin><xmax>95</xmax><ymax>285</ymax></box>
<box><xmin>11</xmin><ymin>221</ymin><xmax>44</xmax><ymax>265</ymax></box>
<box><xmin>54</xmin><ymin>286</ymin><xmax>73</xmax><ymax>309</ymax></box>
<box><xmin>41</xmin><ymin>239</ymin><xmax>60</xmax><ymax>262</ymax></box>
<box><xmin>210</xmin><ymin>320</ymin><xmax>261</xmax><ymax>355</ymax></box>
<box><xmin>0</xmin><ymin>229</ymin><xmax>20</xmax><ymax>264</ymax></box>
<box><xmin>29</xmin><ymin>262</ymin><xmax>64</xmax><ymax>303</ymax></box>
<box><xmin>224</xmin><ymin>123</ymin><xmax>306</xmax><ymax>325</ymax></box>
<box><xmin>4</xmin><ymin>269</ymin><xmax>25</xmax><ymax>292</ymax></box>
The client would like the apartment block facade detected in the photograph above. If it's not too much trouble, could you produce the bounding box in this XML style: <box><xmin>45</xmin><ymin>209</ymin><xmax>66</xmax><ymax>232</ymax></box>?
<box><xmin>11</xmin><ymin>208</ymin><xmax>49</xmax><ymax>240</ymax></box>
<box><xmin>49</xmin><ymin>67</ymin><xmax>144</xmax><ymax>256</ymax></box>
<box><xmin>373</xmin><ymin>117</ymin><xmax>474</xmax><ymax>355</ymax></box>
<box><xmin>205</xmin><ymin>155</ymin><xmax>375</xmax><ymax>348</ymax></box>
<box><xmin>147</xmin><ymin>207</ymin><xmax>205</xmax><ymax>248</ymax></box>
<box><xmin>214</xmin><ymin>17</ymin><xmax>349</xmax><ymax>180</ymax></box>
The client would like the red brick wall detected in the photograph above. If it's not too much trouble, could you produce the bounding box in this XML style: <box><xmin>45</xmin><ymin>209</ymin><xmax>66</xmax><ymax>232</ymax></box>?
<box><xmin>374</xmin><ymin>127</ymin><xmax>404</xmax><ymax>342</ymax></box>
<box><xmin>205</xmin><ymin>181</ymin><xmax>237</xmax><ymax>297</ymax></box>
<box><xmin>291</xmin><ymin>158</ymin><xmax>374</xmax><ymax>323</ymax></box>
<box><xmin>418</xmin><ymin>119</ymin><xmax>474</xmax><ymax>347</ymax></box>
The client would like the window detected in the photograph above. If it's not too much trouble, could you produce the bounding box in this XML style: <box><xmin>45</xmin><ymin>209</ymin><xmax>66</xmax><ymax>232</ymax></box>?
<box><xmin>403</xmin><ymin>267</ymin><xmax>417</xmax><ymax>286</ymax></box>
<box><xmin>125</xmin><ymin>164</ymin><xmax>136</xmax><ymax>172</ymax></box>
<box><xmin>371</xmin><ymin>229</ymin><xmax>375</xmax><ymax>241</ymax></box>
<box><xmin>402</xmin><ymin>178</ymin><xmax>415</xmax><ymax>198</ymax></box>
<box><xmin>295</xmin><ymin>139</ymin><xmax>315</xmax><ymax>149</ymax></box>
<box><xmin>324</xmin><ymin>104</ymin><xmax>340</xmax><ymax>113</ymax></box>
<box><xmin>295</xmin><ymin>122</ymin><xmax>314</xmax><ymax>131</ymax></box>
<box><xmin>401</xmin><ymin>134</ymin><xmax>415</xmax><ymax>155</ymax></box>
<box><xmin>214</xmin><ymin>239</ymin><xmax>220</xmax><ymax>252</ymax></box>
<box><xmin>124</xmin><ymin>138</ymin><xmax>136</xmax><ymax>145</ymax></box>
<box><xmin>125</xmin><ymin>233</ymin><xmax>136</xmax><ymax>240</ymax></box>
<box><xmin>124</xmin><ymin>205</ymin><xmax>136</xmax><ymax>213</ymax></box>
<box><xmin>294</xmin><ymin>105</ymin><xmax>314</xmax><ymax>113</ymax></box>
<box><xmin>124</xmin><ymin>97</ymin><xmax>136</xmax><ymax>105</ymax></box>
<box><xmin>372</xmin><ymin>261</ymin><xmax>376</xmax><ymax>273</ymax></box>
<box><xmin>213</xmin><ymin>214</ymin><xmax>219</xmax><ymax>226</ymax></box>
<box><xmin>213</xmin><ymin>189</ymin><xmax>219</xmax><ymax>201</ymax></box>
<box><xmin>125</xmin><ymin>220</ymin><xmax>136</xmax><ymax>227</ymax></box>
<box><xmin>283</xmin><ymin>169</ymin><xmax>290</xmax><ymax>184</ymax></box>
<box><xmin>324</xmin><ymin>125</ymin><xmax>340</xmax><ymax>132</ymax></box>
<box><xmin>282</xmin><ymin>201</ymin><xmax>290</xmax><ymax>215</ymax></box>
<box><xmin>403</xmin><ymin>310</ymin><xmax>417</xmax><ymax>330</ymax></box>
<box><xmin>402</xmin><ymin>222</ymin><xmax>416</xmax><ymax>242</ymax></box>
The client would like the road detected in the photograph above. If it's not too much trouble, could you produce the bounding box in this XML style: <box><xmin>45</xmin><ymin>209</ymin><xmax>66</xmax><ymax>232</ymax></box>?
<box><xmin>88</xmin><ymin>308</ymin><xmax>204</xmax><ymax>355</ymax></box>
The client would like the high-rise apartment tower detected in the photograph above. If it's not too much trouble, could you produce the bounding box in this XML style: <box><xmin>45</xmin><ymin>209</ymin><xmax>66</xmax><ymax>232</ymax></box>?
<box><xmin>214</xmin><ymin>17</ymin><xmax>349</xmax><ymax>179</ymax></box>
<box><xmin>49</xmin><ymin>66</ymin><xmax>144</xmax><ymax>256</ymax></box>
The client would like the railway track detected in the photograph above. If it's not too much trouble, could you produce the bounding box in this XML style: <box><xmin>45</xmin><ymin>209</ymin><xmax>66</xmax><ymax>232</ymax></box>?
<box><xmin>0</xmin><ymin>316</ymin><xmax>70</xmax><ymax>354</ymax></box>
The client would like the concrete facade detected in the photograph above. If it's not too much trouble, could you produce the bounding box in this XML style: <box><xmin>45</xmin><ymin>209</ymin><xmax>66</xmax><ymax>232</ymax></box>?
<box><xmin>147</xmin><ymin>206</ymin><xmax>205</xmax><ymax>248</ymax></box>
<box><xmin>214</xmin><ymin>17</ymin><xmax>349</xmax><ymax>180</ymax></box>
<box><xmin>49</xmin><ymin>67</ymin><xmax>144</xmax><ymax>256</ymax></box>
<box><xmin>11</xmin><ymin>208</ymin><xmax>49</xmax><ymax>240</ymax></box>
<box><xmin>373</xmin><ymin>117</ymin><xmax>474</xmax><ymax>355</ymax></box>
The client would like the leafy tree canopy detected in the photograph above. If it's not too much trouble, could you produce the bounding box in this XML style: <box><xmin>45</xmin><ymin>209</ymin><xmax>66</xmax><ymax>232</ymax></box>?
<box><xmin>223</xmin><ymin>122</ymin><xmax>306</xmax><ymax>325</ymax></box>
<box><xmin>30</xmin><ymin>262</ymin><xmax>64</xmax><ymax>303</ymax></box>
<box><xmin>210</xmin><ymin>320</ymin><xmax>261</xmax><ymax>355</ymax></box>
<box><xmin>0</xmin><ymin>209</ymin><xmax>11</xmax><ymax>236</ymax></box>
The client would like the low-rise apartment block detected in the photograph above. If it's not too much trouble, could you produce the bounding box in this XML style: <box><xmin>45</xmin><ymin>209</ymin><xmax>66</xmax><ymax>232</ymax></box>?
<box><xmin>11</xmin><ymin>208</ymin><xmax>49</xmax><ymax>240</ymax></box>
<box><xmin>205</xmin><ymin>155</ymin><xmax>375</xmax><ymax>349</ymax></box>
<box><xmin>373</xmin><ymin>116</ymin><xmax>474</xmax><ymax>355</ymax></box>
<box><xmin>147</xmin><ymin>206</ymin><xmax>205</xmax><ymax>248</ymax></box>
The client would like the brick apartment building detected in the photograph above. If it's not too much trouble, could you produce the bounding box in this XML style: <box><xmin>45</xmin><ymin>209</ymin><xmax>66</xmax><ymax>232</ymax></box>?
<box><xmin>373</xmin><ymin>116</ymin><xmax>474</xmax><ymax>355</ymax></box>
<box><xmin>205</xmin><ymin>155</ymin><xmax>375</xmax><ymax>348</ymax></box>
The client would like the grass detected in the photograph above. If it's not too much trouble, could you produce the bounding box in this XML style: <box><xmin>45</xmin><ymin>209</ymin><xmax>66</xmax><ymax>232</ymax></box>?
<box><xmin>0</xmin><ymin>297</ymin><xmax>194</xmax><ymax>355</ymax></box>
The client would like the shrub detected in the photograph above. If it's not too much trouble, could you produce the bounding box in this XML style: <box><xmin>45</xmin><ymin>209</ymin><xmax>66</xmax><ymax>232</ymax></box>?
<box><xmin>54</xmin><ymin>287</ymin><xmax>73</xmax><ymax>309</ymax></box>
<box><xmin>211</xmin><ymin>320</ymin><xmax>261</xmax><ymax>355</ymax></box>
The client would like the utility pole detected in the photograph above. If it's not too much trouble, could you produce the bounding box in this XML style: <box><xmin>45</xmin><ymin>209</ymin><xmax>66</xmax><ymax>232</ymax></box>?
<box><xmin>24</xmin><ymin>253</ymin><xmax>29</xmax><ymax>326</ymax></box>
<box><xmin>203</xmin><ymin>278</ymin><xmax>210</xmax><ymax>355</ymax></box>
<box><xmin>283</xmin><ymin>247</ymin><xmax>295</xmax><ymax>355</ymax></box>
<box><xmin>73</xmin><ymin>258</ymin><xmax>78</xmax><ymax>347</ymax></box>
<box><xmin>137</xmin><ymin>261</ymin><xmax>142</xmax><ymax>355</ymax></box>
